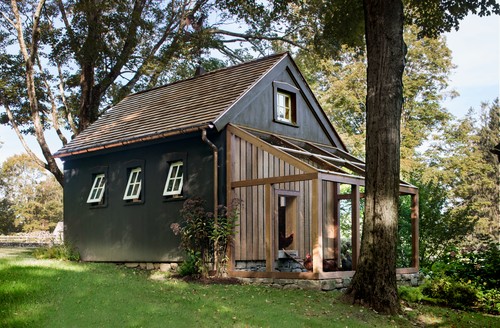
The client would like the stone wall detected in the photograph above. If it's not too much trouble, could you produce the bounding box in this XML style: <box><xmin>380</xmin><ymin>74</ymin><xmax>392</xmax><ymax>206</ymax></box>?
<box><xmin>235</xmin><ymin>259</ymin><xmax>308</xmax><ymax>273</ymax></box>
<box><xmin>237</xmin><ymin>273</ymin><xmax>423</xmax><ymax>292</ymax></box>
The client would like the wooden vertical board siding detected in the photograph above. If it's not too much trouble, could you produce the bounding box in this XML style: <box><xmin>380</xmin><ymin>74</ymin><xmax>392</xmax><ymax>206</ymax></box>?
<box><xmin>252</xmin><ymin>185</ymin><xmax>259</xmax><ymax>259</ymax></box>
<box><xmin>249</xmin><ymin>142</ymin><xmax>254</xmax><ymax>258</ymax></box>
<box><xmin>411</xmin><ymin>193</ymin><xmax>419</xmax><ymax>269</ymax></box>
<box><xmin>265</xmin><ymin>183</ymin><xmax>273</xmax><ymax>271</ymax></box>
<box><xmin>257</xmin><ymin>148</ymin><xmax>263</xmax><ymax>179</ymax></box>
<box><xmin>234</xmin><ymin>187</ymin><xmax>242</xmax><ymax>260</ymax></box>
<box><xmin>258</xmin><ymin>184</ymin><xmax>265</xmax><ymax>259</ymax></box>
<box><xmin>226</xmin><ymin>130</ymin><xmax>235</xmax><ymax>270</ymax></box>
<box><xmin>263</xmin><ymin>150</ymin><xmax>269</xmax><ymax>178</ymax></box>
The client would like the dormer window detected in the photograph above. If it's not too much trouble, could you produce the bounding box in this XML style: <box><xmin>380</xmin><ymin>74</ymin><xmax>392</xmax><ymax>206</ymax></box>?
<box><xmin>273</xmin><ymin>81</ymin><xmax>298</xmax><ymax>126</ymax></box>
<box><xmin>277</xmin><ymin>92</ymin><xmax>293</xmax><ymax>123</ymax></box>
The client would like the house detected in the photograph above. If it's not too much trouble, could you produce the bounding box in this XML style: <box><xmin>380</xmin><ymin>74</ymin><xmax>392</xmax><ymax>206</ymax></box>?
<box><xmin>54</xmin><ymin>53</ymin><xmax>419</xmax><ymax>281</ymax></box>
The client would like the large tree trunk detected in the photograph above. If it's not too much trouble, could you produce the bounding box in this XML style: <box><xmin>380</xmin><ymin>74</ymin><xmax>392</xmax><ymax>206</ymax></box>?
<box><xmin>347</xmin><ymin>0</ymin><xmax>405</xmax><ymax>315</ymax></box>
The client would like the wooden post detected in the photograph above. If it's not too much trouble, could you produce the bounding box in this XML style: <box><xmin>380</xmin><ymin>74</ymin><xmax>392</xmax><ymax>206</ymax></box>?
<box><xmin>411</xmin><ymin>192</ymin><xmax>419</xmax><ymax>269</ymax></box>
<box><xmin>351</xmin><ymin>184</ymin><xmax>360</xmax><ymax>270</ymax></box>
<box><xmin>311</xmin><ymin>178</ymin><xmax>323</xmax><ymax>273</ymax></box>
<box><xmin>333</xmin><ymin>182</ymin><xmax>341</xmax><ymax>268</ymax></box>
<box><xmin>265</xmin><ymin>183</ymin><xmax>274</xmax><ymax>272</ymax></box>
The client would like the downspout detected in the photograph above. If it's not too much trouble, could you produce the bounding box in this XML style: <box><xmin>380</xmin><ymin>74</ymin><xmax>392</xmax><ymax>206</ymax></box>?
<box><xmin>201</xmin><ymin>127</ymin><xmax>219</xmax><ymax>273</ymax></box>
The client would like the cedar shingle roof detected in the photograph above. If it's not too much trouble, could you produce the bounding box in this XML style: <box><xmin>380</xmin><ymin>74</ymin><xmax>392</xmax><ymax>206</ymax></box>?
<box><xmin>54</xmin><ymin>53</ymin><xmax>288</xmax><ymax>158</ymax></box>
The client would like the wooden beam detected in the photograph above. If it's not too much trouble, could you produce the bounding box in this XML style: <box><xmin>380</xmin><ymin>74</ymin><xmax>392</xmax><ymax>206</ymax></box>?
<box><xmin>351</xmin><ymin>184</ymin><xmax>360</xmax><ymax>270</ymax></box>
<box><xmin>311</xmin><ymin>178</ymin><xmax>323</xmax><ymax>273</ymax></box>
<box><xmin>333</xmin><ymin>182</ymin><xmax>341</xmax><ymax>269</ymax></box>
<box><xmin>231</xmin><ymin>172</ymin><xmax>318</xmax><ymax>188</ymax></box>
<box><xmin>227</xmin><ymin>124</ymin><xmax>317</xmax><ymax>173</ymax></box>
<box><xmin>399</xmin><ymin>185</ymin><xmax>418</xmax><ymax>195</ymax></box>
<box><xmin>337</xmin><ymin>193</ymin><xmax>366</xmax><ymax>200</ymax></box>
<box><xmin>411</xmin><ymin>193</ymin><xmax>420</xmax><ymax>269</ymax></box>
<box><xmin>319</xmin><ymin>172</ymin><xmax>365</xmax><ymax>185</ymax></box>
<box><xmin>265</xmin><ymin>183</ymin><xmax>274</xmax><ymax>272</ymax></box>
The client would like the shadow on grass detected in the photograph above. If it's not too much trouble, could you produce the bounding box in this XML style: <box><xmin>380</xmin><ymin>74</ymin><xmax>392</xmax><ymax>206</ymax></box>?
<box><xmin>1</xmin><ymin>248</ymin><xmax>499</xmax><ymax>327</ymax></box>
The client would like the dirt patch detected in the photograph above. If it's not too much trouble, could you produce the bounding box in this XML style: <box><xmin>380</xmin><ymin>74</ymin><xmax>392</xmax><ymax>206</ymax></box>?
<box><xmin>177</xmin><ymin>274</ymin><xmax>242</xmax><ymax>285</ymax></box>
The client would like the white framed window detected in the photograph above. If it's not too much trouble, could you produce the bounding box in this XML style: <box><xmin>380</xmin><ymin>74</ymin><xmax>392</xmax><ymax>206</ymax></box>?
<box><xmin>123</xmin><ymin>167</ymin><xmax>142</xmax><ymax>200</ymax></box>
<box><xmin>276</xmin><ymin>92</ymin><xmax>293</xmax><ymax>123</ymax></box>
<box><xmin>163</xmin><ymin>161</ymin><xmax>183</xmax><ymax>196</ymax></box>
<box><xmin>87</xmin><ymin>173</ymin><xmax>106</xmax><ymax>204</ymax></box>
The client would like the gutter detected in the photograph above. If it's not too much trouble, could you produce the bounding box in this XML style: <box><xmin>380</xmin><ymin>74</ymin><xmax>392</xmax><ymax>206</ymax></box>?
<box><xmin>201</xmin><ymin>127</ymin><xmax>220</xmax><ymax>273</ymax></box>
<box><xmin>201</xmin><ymin>127</ymin><xmax>218</xmax><ymax>219</ymax></box>
<box><xmin>54</xmin><ymin>124</ymin><xmax>210</xmax><ymax>159</ymax></box>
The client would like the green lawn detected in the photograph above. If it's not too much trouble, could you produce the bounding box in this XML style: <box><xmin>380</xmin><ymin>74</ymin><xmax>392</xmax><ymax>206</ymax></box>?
<box><xmin>0</xmin><ymin>248</ymin><xmax>498</xmax><ymax>327</ymax></box>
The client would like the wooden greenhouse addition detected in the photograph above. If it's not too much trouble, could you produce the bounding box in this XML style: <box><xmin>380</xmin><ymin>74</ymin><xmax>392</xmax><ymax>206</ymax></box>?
<box><xmin>226</xmin><ymin>124</ymin><xmax>419</xmax><ymax>279</ymax></box>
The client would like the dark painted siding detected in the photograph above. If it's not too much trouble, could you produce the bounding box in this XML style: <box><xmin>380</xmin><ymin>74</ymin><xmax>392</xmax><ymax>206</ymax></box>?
<box><xmin>228</xmin><ymin>66</ymin><xmax>338</xmax><ymax>147</ymax></box>
<box><xmin>63</xmin><ymin>131</ymin><xmax>221</xmax><ymax>262</ymax></box>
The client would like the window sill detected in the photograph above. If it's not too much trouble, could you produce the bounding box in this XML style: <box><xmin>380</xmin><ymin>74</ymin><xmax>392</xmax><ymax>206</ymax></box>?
<box><xmin>273</xmin><ymin>119</ymin><xmax>299</xmax><ymax>128</ymax></box>
<box><xmin>163</xmin><ymin>195</ymin><xmax>185</xmax><ymax>202</ymax></box>
<box><xmin>124</xmin><ymin>199</ymin><xmax>144</xmax><ymax>206</ymax></box>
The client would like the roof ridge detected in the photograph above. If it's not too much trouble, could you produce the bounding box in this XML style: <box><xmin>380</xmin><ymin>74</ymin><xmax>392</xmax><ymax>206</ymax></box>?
<box><xmin>123</xmin><ymin>52</ymin><xmax>289</xmax><ymax>100</ymax></box>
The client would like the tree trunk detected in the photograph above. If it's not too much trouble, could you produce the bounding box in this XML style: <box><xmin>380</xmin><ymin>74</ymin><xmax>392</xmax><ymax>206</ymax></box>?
<box><xmin>347</xmin><ymin>0</ymin><xmax>405</xmax><ymax>315</ymax></box>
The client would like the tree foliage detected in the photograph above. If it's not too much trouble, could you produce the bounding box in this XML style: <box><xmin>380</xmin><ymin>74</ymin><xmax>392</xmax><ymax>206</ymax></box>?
<box><xmin>0</xmin><ymin>0</ymin><xmax>297</xmax><ymax>185</ymax></box>
<box><xmin>425</xmin><ymin>100</ymin><xmax>500</xmax><ymax>242</ymax></box>
<box><xmin>295</xmin><ymin>24</ymin><xmax>455</xmax><ymax>167</ymax></box>
<box><xmin>0</xmin><ymin>154</ymin><xmax>62</xmax><ymax>232</ymax></box>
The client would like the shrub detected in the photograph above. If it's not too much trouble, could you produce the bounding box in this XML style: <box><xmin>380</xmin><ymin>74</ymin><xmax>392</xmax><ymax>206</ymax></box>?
<box><xmin>171</xmin><ymin>197</ymin><xmax>240</xmax><ymax>277</ymax></box>
<box><xmin>477</xmin><ymin>288</ymin><xmax>500</xmax><ymax>314</ymax></box>
<box><xmin>441</xmin><ymin>235</ymin><xmax>500</xmax><ymax>290</ymax></box>
<box><xmin>33</xmin><ymin>244</ymin><xmax>80</xmax><ymax>261</ymax></box>
<box><xmin>177</xmin><ymin>251</ymin><xmax>201</xmax><ymax>277</ymax></box>
<box><xmin>422</xmin><ymin>276</ymin><xmax>478</xmax><ymax>309</ymax></box>
<box><xmin>398</xmin><ymin>286</ymin><xmax>425</xmax><ymax>303</ymax></box>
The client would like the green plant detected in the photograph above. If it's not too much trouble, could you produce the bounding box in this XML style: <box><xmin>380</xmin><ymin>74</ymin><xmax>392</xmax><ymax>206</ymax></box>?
<box><xmin>211</xmin><ymin>199</ymin><xmax>240</xmax><ymax>276</ymax></box>
<box><xmin>398</xmin><ymin>286</ymin><xmax>425</xmax><ymax>303</ymax></box>
<box><xmin>171</xmin><ymin>198</ymin><xmax>240</xmax><ymax>278</ymax></box>
<box><xmin>422</xmin><ymin>276</ymin><xmax>478</xmax><ymax>309</ymax></box>
<box><xmin>442</xmin><ymin>235</ymin><xmax>500</xmax><ymax>290</ymax></box>
<box><xmin>33</xmin><ymin>244</ymin><xmax>80</xmax><ymax>261</ymax></box>
<box><xmin>177</xmin><ymin>251</ymin><xmax>201</xmax><ymax>277</ymax></box>
<box><xmin>477</xmin><ymin>288</ymin><xmax>500</xmax><ymax>314</ymax></box>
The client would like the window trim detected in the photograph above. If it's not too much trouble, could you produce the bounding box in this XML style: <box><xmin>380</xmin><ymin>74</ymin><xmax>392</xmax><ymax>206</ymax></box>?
<box><xmin>123</xmin><ymin>167</ymin><xmax>142</xmax><ymax>201</ymax></box>
<box><xmin>163</xmin><ymin>161</ymin><xmax>184</xmax><ymax>196</ymax></box>
<box><xmin>87</xmin><ymin>173</ymin><xmax>106</xmax><ymax>204</ymax></box>
<box><xmin>276</xmin><ymin>92</ymin><xmax>293</xmax><ymax>123</ymax></box>
<box><xmin>273</xmin><ymin>81</ymin><xmax>299</xmax><ymax>126</ymax></box>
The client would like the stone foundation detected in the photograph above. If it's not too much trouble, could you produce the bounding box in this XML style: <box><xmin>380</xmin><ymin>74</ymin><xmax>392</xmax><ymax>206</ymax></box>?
<box><xmin>237</xmin><ymin>272</ymin><xmax>423</xmax><ymax>291</ymax></box>
<box><xmin>123</xmin><ymin>262</ymin><xmax>179</xmax><ymax>272</ymax></box>
<box><xmin>235</xmin><ymin>260</ymin><xmax>308</xmax><ymax>273</ymax></box>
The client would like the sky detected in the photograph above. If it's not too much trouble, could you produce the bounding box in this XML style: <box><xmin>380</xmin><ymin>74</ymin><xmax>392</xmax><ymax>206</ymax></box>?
<box><xmin>0</xmin><ymin>14</ymin><xmax>499</xmax><ymax>164</ymax></box>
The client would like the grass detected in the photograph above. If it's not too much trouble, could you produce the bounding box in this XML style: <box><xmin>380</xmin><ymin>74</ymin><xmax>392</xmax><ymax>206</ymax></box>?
<box><xmin>1</xmin><ymin>248</ymin><xmax>499</xmax><ymax>327</ymax></box>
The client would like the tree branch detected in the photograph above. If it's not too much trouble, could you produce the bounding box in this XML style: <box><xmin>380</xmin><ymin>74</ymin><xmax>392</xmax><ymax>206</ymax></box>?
<box><xmin>56</xmin><ymin>0</ymin><xmax>80</xmax><ymax>55</ymax></box>
<box><xmin>1</xmin><ymin>98</ymin><xmax>47</xmax><ymax>170</ymax></box>
<box><xmin>57</xmin><ymin>63</ymin><xmax>78</xmax><ymax>136</ymax></box>
<box><xmin>36</xmin><ymin>54</ymin><xmax>68</xmax><ymax>145</ymax></box>
<box><xmin>96</xmin><ymin>0</ymin><xmax>148</xmax><ymax>96</ymax></box>
<box><xmin>210</xmin><ymin>28</ymin><xmax>306</xmax><ymax>50</ymax></box>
